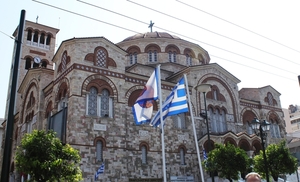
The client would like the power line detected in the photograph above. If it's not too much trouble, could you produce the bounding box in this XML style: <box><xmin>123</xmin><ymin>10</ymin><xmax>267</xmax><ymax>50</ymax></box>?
<box><xmin>32</xmin><ymin>0</ymin><xmax>298</xmax><ymax>81</ymax></box>
<box><xmin>76</xmin><ymin>0</ymin><xmax>298</xmax><ymax>76</ymax></box>
<box><xmin>32</xmin><ymin>0</ymin><xmax>140</xmax><ymax>35</ymax></box>
<box><xmin>210</xmin><ymin>54</ymin><xmax>296</xmax><ymax>81</ymax></box>
<box><xmin>0</xmin><ymin>30</ymin><xmax>16</xmax><ymax>40</ymax></box>
<box><xmin>127</xmin><ymin>0</ymin><xmax>300</xmax><ymax>66</ymax></box>
<box><xmin>176</xmin><ymin>0</ymin><xmax>300</xmax><ymax>55</ymax></box>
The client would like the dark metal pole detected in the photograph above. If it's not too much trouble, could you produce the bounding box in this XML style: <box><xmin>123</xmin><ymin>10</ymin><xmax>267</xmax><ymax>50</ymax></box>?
<box><xmin>1</xmin><ymin>10</ymin><xmax>25</xmax><ymax>182</ymax></box>
<box><xmin>203</xmin><ymin>92</ymin><xmax>214</xmax><ymax>182</ymax></box>
<box><xmin>260</xmin><ymin>126</ymin><xmax>270</xmax><ymax>182</ymax></box>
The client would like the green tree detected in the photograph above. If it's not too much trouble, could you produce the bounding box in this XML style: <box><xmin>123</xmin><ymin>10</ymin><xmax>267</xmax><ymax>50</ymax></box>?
<box><xmin>15</xmin><ymin>130</ymin><xmax>82</xmax><ymax>182</ymax></box>
<box><xmin>204</xmin><ymin>143</ymin><xmax>251</xmax><ymax>182</ymax></box>
<box><xmin>253</xmin><ymin>140</ymin><xmax>297</xmax><ymax>181</ymax></box>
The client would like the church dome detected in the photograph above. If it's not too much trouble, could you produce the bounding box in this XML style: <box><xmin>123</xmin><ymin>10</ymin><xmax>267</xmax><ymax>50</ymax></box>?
<box><xmin>122</xmin><ymin>31</ymin><xmax>181</xmax><ymax>42</ymax></box>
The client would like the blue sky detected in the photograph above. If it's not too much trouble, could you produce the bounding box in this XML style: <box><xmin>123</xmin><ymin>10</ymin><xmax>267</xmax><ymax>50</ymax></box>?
<box><xmin>1</xmin><ymin>0</ymin><xmax>300</xmax><ymax>118</ymax></box>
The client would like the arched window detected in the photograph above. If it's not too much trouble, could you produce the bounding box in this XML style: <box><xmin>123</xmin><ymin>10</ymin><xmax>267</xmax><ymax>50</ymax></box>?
<box><xmin>270</xmin><ymin>121</ymin><xmax>281</xmax><ymax>138</ymax></box>
<box><xmin>179</xmin><ymin>147</ymin><xmax>185</xmax><ymax>165</ymax></box>
<box><xmin>86</xmin><ymin>87</ymin><xmax>114</xmax><ymax>118</ymax></box>
<box><xmin>209</xmin><ymin>108</ymin><xmax>217</xmax><ymax>133</ymax></box>
<box><xmin>130</xmin><ymin>52</ymin><xmax>137</xmax><ymax>64</ymax></box>
<box><xmin>27</xmin><ymin>29</ymin><xmax>32</xmax><ymax>41</ymax></box>
<box><xmin>169</xmin><ymin>51</ymin><xmax>176</xmax><ymax>62</ymax></box>
<box><xmin>62</xmin><ymin>52</ymin><xmax>67</xmax><ymax>71</ymax></box>
<box><xmin>40</xmin><ymin>33</ymin><xmax>45</xmax><ymax>44</ymax></box>
<box><xmin>186</xmin><ymin>54</ymin><xmax>192</xmax><ymax>65</ymax></box>
<box><xmin>220</xmin><ymin>109</ymin><xmax>227</xmax><ymax>132</ymax></box>
<box><xmin>96</xmin><ymin>49</ymin><xmax>107</xmax><ymax>67</ymax></box>
<box><xmin>33</xmin><ymin>31</ymin><xmax>39</xmax><ymax>43</ymax></box>
<box><xmin>141</xmin><ymin>145</ymin><xmax>147</xmax><ymax>165</ymax></box>
<box><xmin>267</xmin><ymin>93</ymin><xmax>274</xmax><ymax>106</ymax></box>
<box><xmin>148</xmin><ymin>50</ymin><xmax>157</xmax><ymax>62</ymax></box>
<box><xmin>88</xmin><ymin>87</ymin><xmax>98</xmax><ymax>116</ymax></box>
<box><xmin>96</xmin><ymin>140</ymin><xmax>103</xmax><ymax>162</ymax></box>
<box><xmin>172</xmin><ymin>114</ymin><xmax>186</xmax><ymax>129</ymax></box>
<box><xmin>41</xmin><ymin>60</ymin><xmax>47</xmax><ymax>68</ymax></box>
<box><xmin>25</xmin><ymin>57</ymin><xmax>32</xmax><ymax>70</ymax></box>
<box><xmin>46</xmin><ymin>34</ymin><xmax>51</xmax><ymax>45</ymax></box>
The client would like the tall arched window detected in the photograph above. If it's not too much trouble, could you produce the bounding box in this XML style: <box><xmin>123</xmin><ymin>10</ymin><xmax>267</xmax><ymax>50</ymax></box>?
<box><xmin>88</xmin><ymin>87</ymin><xmax>98</xmax><ymax>116</ymax></box>
<box><xmin>141</xmin><ymin>145</ymin><xmax>147</xmax><ymax>165</ymax></box>
<box><xmin>169</xmin><ymin>51</ymin><xmax>176</xmax><ymax>62</ymax></box>
<box><xmin>172</xmin><ymin>114</ymin><xmax>186</xmax><ymax>129</ymax></box>
<box><xmin>40</xmin><ymin>33</ymin><xmax>45</xmax><ymax>44</ymax></box>
<box><xmin>27</xmin><ymin>29</ymin><xmax>32</xmax><ymax>41</ymax></box>
<box><xmin>148</xmin><ymin>50</ymin><xmax>157</xmax><ymax>62</ymax></box>
<box><xmin>86</xmin><ymin>87</ymin><xmax>114</xmax><ymax>118</ymax></box>
<box><xmin>267</xmin><ymin>93</ymin><xmax>274</xmax><ymax>106</ymax></box>
<box><xmin>130</xmin><ymin>52</ymin><xmax>137</xmax><ymax>64</ymax></box>
<box><xmin>33</xmin><ymin>31</ymin><xmax>39</xmax><ymax>43</ymax></box>
<box><xmin>270</xmin><ymin>121</ymin><xmax>281</xmax><ymax>138</ymax></box>
<box><xmin>220</xmin><ymin>110</ymin><xmax>227</xmax><ymax>132</ymax></box>
<box><xmin>186</xmin><ymin>54</ymin><xmax>192</xmax><ymax>65</ymax></box>
<box><xmin>96</xmin><ymin>49</ymin><xmax>107</xmax><ymax>67</ymax></box>
<box><xmin>209</xmin><ymin>108</ymin><xmax>217</xmax><ymax>133</ymax></box>
<box><xmin>62</xmin><ymin>52</ymin><xmax>67</xmax><ymax>71</ymax></box>
<box><xmin>96</xmin><ymin>140</ymin><xmax>103</xmax><ymax>162</ymax></box>
<box><xmin>180</xmin><ymin>147</ymin><xmax>185</xmax><ymax>165</ymax></box>
<box><xmin>25</xmin><ymin>57</ymin><xmax>32</xmax><ymax>70</ymax></box>
<box><xmin>46</xmin><ymin>34</ymin><xmax>51</xmax><ymax>45</ymax></box>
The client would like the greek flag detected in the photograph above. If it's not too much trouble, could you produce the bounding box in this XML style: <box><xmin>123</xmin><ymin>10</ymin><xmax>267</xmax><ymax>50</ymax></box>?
<box><xmin>132</xmin><ymin>67</ymin><xmax>159</xmax><ymax>125</ymax></box>
<box><xmin>95</xmin><ymin>163</ymin><xmax>105</xmax><ymax>180</ymax></box>
<box><xmin>150</xmin><ymin>77</ymin><xmax>188</xmax><ymax>127</ymax></box>
<box><xmin>203</xmin><ymin>148</ymin><xmax>208</xmax><ymax>160</ymax></box>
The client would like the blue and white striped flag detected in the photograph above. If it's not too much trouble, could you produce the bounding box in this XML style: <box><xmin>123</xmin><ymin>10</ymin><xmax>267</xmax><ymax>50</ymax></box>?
<box><xmin>95</xmin><ymin>163</ymin><xmax>105</xmax><ymax>180</ymax></box>
<box><xmin>203</xmin><ymin>148</ymin><xmax>208</xmax><ymax>160</ymax></box>
<box><xmin>150</xmin><ymin>77</ymin><xmax>188</xmax><ymax>127</ymax></box>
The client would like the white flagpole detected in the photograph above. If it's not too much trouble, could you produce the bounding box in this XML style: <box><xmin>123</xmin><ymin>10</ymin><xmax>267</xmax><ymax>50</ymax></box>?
<box><xmin>157</xmin><ymin>64</ymin><xmax>167</xmax><ymax>182</ymax></box>
<box><xmin>183</xmin><ymin>74</ymin><xmax>205</xmax><ymax>182</ymax></box>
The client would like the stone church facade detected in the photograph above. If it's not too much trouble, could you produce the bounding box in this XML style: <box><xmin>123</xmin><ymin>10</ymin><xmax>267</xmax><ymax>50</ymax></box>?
<box><xmin>2</xmin><ymin>20</ymin><xmax>286</xmax><ymax>181</ymax></box>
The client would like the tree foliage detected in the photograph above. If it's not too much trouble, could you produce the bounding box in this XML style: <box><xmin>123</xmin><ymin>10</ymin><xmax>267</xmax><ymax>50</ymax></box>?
<box><xmin>15</xmin><ymin>130</ymin><xmax>82</xmax><ymax>182</ymax></box>
<box><xmin>253</xmin><ymin>140</ymin><xmax>298</xmax><ymax>181</ymax></box>
<box><xmin>204</xmin><ymin>143</ymin><xmax>252</xmax><ymax>182</ymax></box>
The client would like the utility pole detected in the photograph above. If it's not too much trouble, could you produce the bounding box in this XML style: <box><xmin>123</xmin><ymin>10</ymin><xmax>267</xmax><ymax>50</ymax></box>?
<box><xmin>1</xmin><ymin>9</ymin><xmax>25</xmax><ymax>182</ymax></box>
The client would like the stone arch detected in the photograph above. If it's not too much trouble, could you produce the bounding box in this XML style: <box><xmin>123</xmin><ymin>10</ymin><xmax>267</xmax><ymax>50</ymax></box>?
<box><xmin>21</xmin><ymin>79</ymin><xmax>39</xmax><ymax>123</ymax></box>
<box><xmin>238</xmin><ymin>139</ymin><xmax>251</xmax><ymax>151</ymax></box>
<box><xmin>197</xmin><ymin>74</ymin><xmax>239</xmax><ymax>122</ymax></box>
<box><xmin>165</xmin><ymin>44</ymin><xmax>180</xmax><ymax>54</ymax></box>
<box><xmin>94</xmin><ymin>136</ymin><xmax>107</xmax><ymax>148</ymax></box>
<box><xmin>81</xmin><ymin>74</ymin><xmax>118</xmax><ymax>101</ymax></box>
<box><xmin>224</xmin><ymin>137</ymin><xmax>237</xmax><ymax>147</ymax></box>
<box><xmin>183</xmin><ymin>48</ymin><xmax>195</xmax><ymax>58</ymax></box>
<box><xmin>252</xmin><ymin>140</ymin><xmax>262</xmax><ymax>155</ymax></box>
<box><xmin>203</xmin><ymin>140</ymin><xmax>215</xmax><ymax>152</ymax></box>
<box><xmin>144</xmin><ymin>43</ymin><xmax>161</xmax><ymax>53</ymax></box>
<box><xmin>126</xmin><ymin>45</ymin><xmax>141</xmax><ymax>54</ymax></box>
<box><xmin>54</xmin><ymin>77</ymin><xmax>70</xmax><ymax>102</ymax></box>
<box><xmin>139</xmin><ymin>141</ymin><xmax>150</xmax><ymax>151</ymax></box>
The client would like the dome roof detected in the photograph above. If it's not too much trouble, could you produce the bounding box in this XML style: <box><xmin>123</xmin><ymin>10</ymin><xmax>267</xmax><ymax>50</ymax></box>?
<box><xmin>122</xmin><ymin>31</ymin><xmax>181</xmax><ymax>42</ymax></box>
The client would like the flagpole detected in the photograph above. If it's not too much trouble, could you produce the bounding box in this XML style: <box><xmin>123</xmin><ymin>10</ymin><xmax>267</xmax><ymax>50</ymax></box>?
<box><xmin>183</xmin><ymin>74</ymin><xmax>205</xmax><ymax>182</ymax></box>
<box><xmin>157</xmin><ymin>64</ymin><xmax>167</xmax><ymax>182</ymax></box>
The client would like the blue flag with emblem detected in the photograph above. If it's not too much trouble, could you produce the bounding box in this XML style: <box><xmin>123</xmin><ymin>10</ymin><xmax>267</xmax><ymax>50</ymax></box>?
<box><xmin>132</xmin><ymin>67</ymin><xmax>159</xmax><ymax>125</ymax></box>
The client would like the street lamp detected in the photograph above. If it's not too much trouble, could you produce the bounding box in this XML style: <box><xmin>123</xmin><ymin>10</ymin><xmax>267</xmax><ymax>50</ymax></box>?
<box><xmin>195</xmin><ymin>83</ymin><xmax>214</xmax><ymax>182</ymax></box>
<box><xmin>250</xmin><ymin>117</ymin><xmax>271</xmax><ymax>182</ymax></box>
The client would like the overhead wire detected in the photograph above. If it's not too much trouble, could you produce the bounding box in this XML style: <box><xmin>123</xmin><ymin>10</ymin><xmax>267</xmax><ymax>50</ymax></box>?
<box><xmin>127</xmin><ymin>0</ymin><xmax>300</xmax><ymax>66</ymax></box>
<box><xmin>76</xmin><ymin>0</ymin><xmax>299</xmax><ymax>76</ymax></box>
<box><xmin>176</xmin><ymin>0</ymin><xmax>300</xmax><ymax>54</ymax></box>
<box><xmin>32</xmin><ymin>0</ymin><xmax>298</xmax><ymax>81</ymax></box>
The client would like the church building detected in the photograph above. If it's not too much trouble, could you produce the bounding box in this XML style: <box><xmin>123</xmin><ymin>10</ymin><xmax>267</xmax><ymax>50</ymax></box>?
<box><xmin>2</xmin><ymin>20</ymin><xmax>285</xmax><ymax>182</ymax></box>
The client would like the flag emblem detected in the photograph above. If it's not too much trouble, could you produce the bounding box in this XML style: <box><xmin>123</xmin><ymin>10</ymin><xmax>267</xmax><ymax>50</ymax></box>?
<box><xmin>132</xmin><ymin>68</ymin><xmax>159</xmax><ymax>125</ymax></box>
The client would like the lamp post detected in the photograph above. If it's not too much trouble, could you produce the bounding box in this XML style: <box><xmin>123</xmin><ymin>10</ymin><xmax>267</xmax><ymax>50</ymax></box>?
<box><xmin>250</xmin><ymin>117</ymin><xmax>271</xmax><ymax>182</ymax></box>
<box><xmin>195</xmin><ymin>84</ymin><xmax>213</xmax><ymax>182</ymax></box>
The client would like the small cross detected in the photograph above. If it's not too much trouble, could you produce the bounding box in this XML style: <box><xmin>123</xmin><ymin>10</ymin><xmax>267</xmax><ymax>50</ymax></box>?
<box><xmin>148</xmin><ymin>20</ymin><xmax>154</xmax><ymax>32</ymax></box>
<box><xmin>36</xmin><ymin>16</ymin><xmax>39</xmax><ymax>23</ymax></box>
